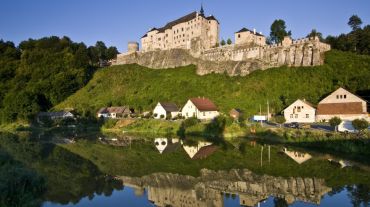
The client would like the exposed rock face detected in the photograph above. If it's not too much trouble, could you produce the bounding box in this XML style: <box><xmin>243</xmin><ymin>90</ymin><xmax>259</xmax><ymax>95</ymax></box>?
<box><xmin>118</xmin><ymin>169</ymin><xmax>332</xmax><ymax>207</ymax></box>
<box><xmin>113</xmin><ymin>37</ymin><xmax>330</xmax><ymax>77</ymax></box>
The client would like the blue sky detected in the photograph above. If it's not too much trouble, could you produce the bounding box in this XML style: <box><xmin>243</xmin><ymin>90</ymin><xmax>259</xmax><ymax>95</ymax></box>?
<box><xmin>1</xmin><ymin>0</ymin><xmax>370</xmax><ymax>52</ymax></box>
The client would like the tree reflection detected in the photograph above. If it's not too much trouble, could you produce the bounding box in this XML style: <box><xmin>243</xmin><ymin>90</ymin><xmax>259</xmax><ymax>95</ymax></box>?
<box><xmin>347</xmin><ymin>185</ymin><xmax>370</xmax><ymax>207</ymax></box>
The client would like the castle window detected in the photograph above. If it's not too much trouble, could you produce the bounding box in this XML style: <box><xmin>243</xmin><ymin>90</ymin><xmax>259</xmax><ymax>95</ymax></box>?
<box><xmin>209</xmin><ymin>21</ymin><xmax>211</xmax><ymax>23</ymax></box>
<box><xmin>238</xmin><ymin>34</ymin><xmax>241</xmax><ymax>38</ymax></box>
<box><xmin>295</xmin><ymin>114</ymin><xmax>298</xmax><ymax>118</ymax></box>
<box><xmin>182</xmin><ymin>28</ymin><xmax>184</xmax><ymax>31</ymax></box>
<box><xmin>344</xmin><ymin>95</ymin><xmax>347</xmax><ymax>99</ymax></box>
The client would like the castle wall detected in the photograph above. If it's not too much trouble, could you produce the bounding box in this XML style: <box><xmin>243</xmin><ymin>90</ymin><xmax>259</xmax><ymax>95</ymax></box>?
<box><xmin>114</xmin><ymin>37</ymin><xmax>330</xmax><ymax>76</ymax></box>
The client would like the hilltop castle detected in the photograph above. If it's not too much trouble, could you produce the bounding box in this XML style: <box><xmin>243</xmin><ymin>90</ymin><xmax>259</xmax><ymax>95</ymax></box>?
<box><xmin>114</xmin><ymin>6</ymin><xmax>331</xmax><ymax>76</ymax></box>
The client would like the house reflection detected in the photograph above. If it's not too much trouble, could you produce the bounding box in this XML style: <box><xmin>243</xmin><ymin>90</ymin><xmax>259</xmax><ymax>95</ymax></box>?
<box><xmin>283</xmin><ymin>148</ymin><xmax>312</xmax><ymax>164</ymax></box>
<box><xmin>154</xmin><ymin>138</ymin><xmax>218</xmax><ymax>159</ymax></box>
<box><xmin>154</xmin><ymin>138</ymin><xmax>181</xmax><ymax>154</ymax></box>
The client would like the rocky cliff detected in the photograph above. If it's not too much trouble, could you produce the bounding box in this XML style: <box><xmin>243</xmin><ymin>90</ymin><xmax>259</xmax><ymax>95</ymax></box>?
<box><xmin>118</xmin><ymin>169</ymin><xmax>331</xmax><ymax>207</ymax></box>
<box><xmin>113</xmin><ymin>37</ymin><xmax>330</xmax><ymax>76</ymax></box>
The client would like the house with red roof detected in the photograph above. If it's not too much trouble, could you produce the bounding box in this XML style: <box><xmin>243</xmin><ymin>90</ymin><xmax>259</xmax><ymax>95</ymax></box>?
<box><xmin>316</xmin><ymin>87</ymin><xmax>368</xmax><ymax>122</ymax></box>
<box><xmin>181</xmin><ymin>97</ymin><xmax>219</xmax><ymax>120</ymax></box>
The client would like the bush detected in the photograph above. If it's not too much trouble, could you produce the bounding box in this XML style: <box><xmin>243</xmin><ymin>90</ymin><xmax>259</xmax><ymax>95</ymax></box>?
<box><xmin>182</xmin><ymin>117</ymin><xmax>200</xmax><ymax>128</ymax></box>
<box><xmin>160</xmin><ymin>114</ymin><xmax>165</xmax><ymax>119</ymax></box>
<box><xmin>352</xmin><ymin>119</ymin><xmax>369</xmax><ymax>131</ymax></box>
<box><xmin>103</xmin><ymin>119</ymin><xmax>118</xmax><ymax>128</ymax></box>
<box><xmin>329</xmin><ymin>117</ymin><xmax>342</xmax><ymax>131</ymax></box>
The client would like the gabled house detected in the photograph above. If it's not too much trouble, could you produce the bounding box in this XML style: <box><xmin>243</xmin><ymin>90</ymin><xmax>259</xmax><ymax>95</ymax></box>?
<box><xmin>37</xmin><ymin>111</ymin><xmax>74</xmax><ymax>121</ymax></box>
<box><xmin>154</xmin><ymin>138</ymin><xmax>180</xmax><ymax>154</ymax></box>
<box><xmin>97</xmin><ymin>106</ymin><xmax>132</xmax><ymax>119</ymax></box>
<box><xmin>182</xmin><ymin>141</ymin><xmax>217</xmax><ymax>159</ymax></box>
<box><xmin>283</xmin><ymin>148</ymin><xmax>312</xmax><ymax>164</ymax></box>
<box><xmin>316</xmin><ymin>87</ymin><xmax>368</xmax><ymax>121</ymax></box>
<box><xmin>283</xmin><ymin>99</ymin><xmax>316</xmax><ymax>123</ymax></box>
<box><xmin>229</xmin><ymin>108</ymin><xmax>243</xmax><ymax>120</ymax></box>
<box><xmin>153</xmin><ymin>102</ymin><xmax>180</xmax><ymax>119</ymax></box>
<box><xmin>181</xmin><ymin>97</ymin><xmax>219</xmax><ymax>120</ymax></box>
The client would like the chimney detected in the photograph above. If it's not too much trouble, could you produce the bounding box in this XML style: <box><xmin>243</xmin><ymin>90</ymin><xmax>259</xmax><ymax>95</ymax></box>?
<box><xmin>253</xmin><ymin>28</ymin><xmax>256</xmax><ymax>34</ymax></box>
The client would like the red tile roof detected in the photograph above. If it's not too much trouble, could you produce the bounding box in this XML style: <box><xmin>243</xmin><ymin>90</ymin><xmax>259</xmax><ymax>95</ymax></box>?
<box><xmin>317</xmin><ymin>102</ymin><xmax>365</xmax><ymax>115</ymax></box>
<box><xmin>190</xmin><ymin>98</ymin><xmax>218</xmax><ymax>111</ymax></box>
<box><xmin>192</xmin><ymin>145</ymin><xmax>218</xmax><ymax>160</ymax></box>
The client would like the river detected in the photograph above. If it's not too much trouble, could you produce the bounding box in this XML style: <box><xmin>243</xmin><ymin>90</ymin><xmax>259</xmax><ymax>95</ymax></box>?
<box><xmin>0</xmin><ymin>132</ymin><xmax>369</xmax><ymax>207</ymax></box>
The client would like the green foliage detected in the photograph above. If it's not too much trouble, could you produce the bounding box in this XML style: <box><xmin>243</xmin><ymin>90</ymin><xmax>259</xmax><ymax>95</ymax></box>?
<box><xmin>329</xmin><ymin>117</ymin><xmax>342</xmax><ymax>129</ymax></box>
<box><xmin>307</xmin><ymin>29</ymin><xmax>323</xmax><ymax>41</ymax></box>
<box><xmin>0</xmin><ymin>150</ymin><xmax>45</xmax><ymax>207</ymax></box>
<box><xmin>220</xmin><ymin>39</ymin><xmax>226</xmax><ymax>46</ymax></box>
<box><xmin>102</xmin><ymin>119</ymin><xmax>118</xmax><ymax>129</ymax></box>
<box><xmin>348</xmin><ymin>15</ymin><xmax>363</xmax><ymax>31</ymax></box>
<box><xmin>274</xmin><ymin>115</ymin><xmax>286</xmax><ymax>124</ymax></box>
<box><xmin>227</xmin><ymin>38</ymin><xmax>232</xmax><ymax>45</ymax></box>
<box><xmin>352</xmin><ymin>119</ymin><xmax>369</xmax><ymax>131</ymax></box>
<box><xmin>326</xmin><ymin>15</ymin><xmax>370</xmax><ymax>55</ymax></box>
<box><xmin>269</xmin><ymin>19</ymin><xmax>291</xmax><ymax>43</ymax></box>
<box><xmin>0</xmin><ymin>37</ymin><xmax>115</xmax><ymax>123</ymax></box>
<box><xmin>57</xmin><ymin>50</ymin><xmax>370</xmax><ymax>120</ymax></box>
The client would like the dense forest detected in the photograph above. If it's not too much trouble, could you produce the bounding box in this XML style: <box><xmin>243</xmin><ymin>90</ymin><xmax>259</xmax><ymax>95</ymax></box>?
<box><xmin>0</xmin><ymin>37</ymin><xmax>118</xmax><ymax>123</ymax></box>
<box><xmin>1</xmin><ymin>15</ymin><xmax>370</xmax><ymax>123</ymax></box>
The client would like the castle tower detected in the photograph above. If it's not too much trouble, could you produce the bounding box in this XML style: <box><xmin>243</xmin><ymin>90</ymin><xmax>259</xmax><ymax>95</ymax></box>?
<box><xmin>200</xmin><ymin>3</ymin><xmax>204</xmax><ymax>15</ymax></box>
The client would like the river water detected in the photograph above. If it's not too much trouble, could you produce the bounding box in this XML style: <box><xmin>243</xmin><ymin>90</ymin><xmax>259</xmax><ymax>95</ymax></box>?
<box><xmin>0</xmin><ymin>133</ymin><xmax>369</xmax><ymax>207</ymax></box>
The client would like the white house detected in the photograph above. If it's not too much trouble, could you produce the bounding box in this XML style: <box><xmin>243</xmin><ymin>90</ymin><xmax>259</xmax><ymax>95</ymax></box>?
<box><xmin>154</xmin><ymin>138</ymin><xmax>180</xmax><ymax>154</ymax></box>
<box><xmin>153</xmin><ymin>102</ymin><xmax>180</xmax><ymax>119</ymax></box>
<box><xmin>316</xmin><ymin>87</ymin><xmax>368</xmax><ymax>122</ymax></box>
<box><xmin>283</xmin><ymin>99</ymin><xmax>316</xmax><ymax>123</ymax></box>
<box><xmin>181</xmin><ymin>97</ymin><xmax>219</xmax><ymax>120</ymax></box>
<box><xmin>283</xmin><ymin>148</ymin><xmax>312</xmax><ymax>164</ymax></box>
<box><xmin>97</xmin><ymin>106</ymin><xmax>132</xmax><ymax>119</ymax></box>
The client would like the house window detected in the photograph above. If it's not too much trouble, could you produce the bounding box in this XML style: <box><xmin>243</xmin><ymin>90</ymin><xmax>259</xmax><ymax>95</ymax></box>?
<box><xmin>306</xmin><ymin>114</ymin><xmax>309</xmax><ymax>118</ymax></box>
<box><xmin>344</xmin><ymin>95</ymin><xmax>347</xmax><ymax>99</ymax></box>
<box><xmin>295</xmin><ymin>114</ymin><xmax>298</xmax><ymax>118</ymax></box>
<box><xmin>340</xmin><ymin>95</ymin><xmax>343</xmax><ymax>99</ymax></box>
<box><xmin>297</xmin><ymin>106</ymin><xmax>301</xmax><ymax>112</ymax></box>
<box><xmin>203</xmin><ymin>112</ymin><xmax>205</xmax><ymax>116</ymax></box>
<box><xmin>238</xmin><ymin>34</ymin><xmax>241</xmax><ymax>38</ymax></box>
<box><xmin>290</xmin><ymin>114</ymin><xmax>293</xmax><ymax>118</ymax></box>
<box><xmin>336</xmin><ymin>95</ymin><xmax>339</xmax><ymax>99</ymax></box>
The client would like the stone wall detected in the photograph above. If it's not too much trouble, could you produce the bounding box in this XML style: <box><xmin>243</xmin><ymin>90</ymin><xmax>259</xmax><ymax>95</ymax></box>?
<box><xmin>118</xmin><ymin>169</ymin><xmax>332</xmax><ymax>207</ymax></box>
<box><xmin>113</xmin><ymin>36</ymin><xmax>331</xmax><ymax>76</ymax></box>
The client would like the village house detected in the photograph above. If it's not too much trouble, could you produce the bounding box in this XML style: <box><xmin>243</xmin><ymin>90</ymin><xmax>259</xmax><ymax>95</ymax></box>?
<box><xmin>316</xmin><ymin>87</ymin><xmax>368</xmax><ymax>122</ymax></box>
<box><xmin>153</xmin><ymin>102</ymin><xmax>180</xmax><ymax>119</ymax></box>
<box><xmin>182</xmin><ymin>141</ymin><xmax>217</xmax><ymax>159</ymax></box>
<box><xmin>37</xmin><ymin>111</ymin><xmax>74</xmax><ymax>121</ymax></box>
<box><xmin>181</xmin><ymin>97</ymin><xmax>219</xmax><ymax>120</ymax></box>
<box><xmin>154</xmin><ymin>138</ymin><xmax>181</xmax><ymax>154</ymax></box>
<box><xmin>229</xmin><ymin>108</ymin><xmax>243</xmax><ymax>120</ymax></box>
<box><xmin>283</xmin><ymin>99</ymin><xmax>316</xmax><ymax>123</ymax></box>
<box><xmin>283</xmin><ymin>148</ymin><xmax>312</xmax><ymax>164</ymax></box>
<box><xmin>97</xmin><ymin>106</ymin><xmax>132</xmax><ymax>119</ymax></box>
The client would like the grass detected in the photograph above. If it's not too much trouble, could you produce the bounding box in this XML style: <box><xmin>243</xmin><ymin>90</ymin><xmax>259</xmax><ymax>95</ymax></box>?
<box><xmin>56</xmin><ymin>50</ymin><xmax>370</xmax><ymax>118</ymax></box>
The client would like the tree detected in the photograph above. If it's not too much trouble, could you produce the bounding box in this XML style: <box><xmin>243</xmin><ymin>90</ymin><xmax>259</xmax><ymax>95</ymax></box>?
<box><xmin>274</xmin><ymin>115</ymin><xmax>286</xmax><ymax>127</ymax></box>
<box><xmin>270</xmin><ymin>19</ymin><xmax>291</xmax><ymax>44</ymax></box>
<box><xmin>106</xmin><ymin>46</ymin><xmax>119</xmax><ymax>60</ymax></box>
<box><xmin>227</xmin><ymin>38</ymin><xmax>232</xmax><ymax>45</ymax></box>
<box><xmin>220</xmin><ymin>39</ymin><xmax>226</xmax><ymax>46</ymax></box>
<box><xmin>307</xmin><ymin>29</ymin><xmax>323</xmax><ymax>41</ymax></box>
<box><xmin>348</xmin><ymin>15</ymin><xmax>363</xmax><ymax>31</ymax></box>
<box><xmin>329</xmin><ymin>117</ymin><xmax>342</xmax><ymax>131</ymax></box>
<box><xmin>352</xmin><ymin>119</ymin><xmax>368</xmax><ymax>132</ymax></box>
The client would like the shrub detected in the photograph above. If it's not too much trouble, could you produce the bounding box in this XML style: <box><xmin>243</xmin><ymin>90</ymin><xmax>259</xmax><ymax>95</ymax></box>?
<box><xmin>352</xmin><ymin>119</ymin><xmax>369</xmax><ymax>131</ymax></box>
<box><xmin>103</xmin><ymin>119</ymin><xmax>118</xmax><ymax>128</ymax></box>
<box><xmin>329</xmin><ymin>117</ymin><xmax>342</xmax><ymax>131</ymax></box>
<box><xmin>182</xmin><ymin>117</ymin><xmax>200</xmax><ymax>128</ymax></box>
<box><xmin>160</xmin><ymin>114</ymin><xmax>165</xmax><ymax>119</ymax></box>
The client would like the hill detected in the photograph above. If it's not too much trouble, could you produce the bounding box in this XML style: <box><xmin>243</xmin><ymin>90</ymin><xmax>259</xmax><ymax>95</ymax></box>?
<box><xmin>56</xmin><ymin>50</ymin><xmax>370</xmax><ymax>117</ymax></box>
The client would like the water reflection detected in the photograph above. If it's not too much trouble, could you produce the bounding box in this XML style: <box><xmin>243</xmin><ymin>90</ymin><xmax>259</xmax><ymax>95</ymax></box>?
<box><xmin>154</xmin><ymin>138</ymin><xmax>218</xmax><ymax>159</ymax></box>
<box><xmin>119</xmin><ymin>169</ymin><xmax>332</xmax><ymax>207</ymax></box>
<box><xmin>282</xmin><ymin>148</ymin><xmax>312</xmax><ymax>164</ymax></box>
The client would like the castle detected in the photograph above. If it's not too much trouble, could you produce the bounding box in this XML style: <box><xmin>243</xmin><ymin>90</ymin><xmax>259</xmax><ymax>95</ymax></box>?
<box><xmin>114</xmin><ymin>6</ymin><xmax>331</xmax><ymax>76</ymax></box>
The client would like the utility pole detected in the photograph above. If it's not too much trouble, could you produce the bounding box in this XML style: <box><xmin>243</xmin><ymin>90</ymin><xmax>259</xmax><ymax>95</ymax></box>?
<box><xmin>267</xmin><ymin>100</ymin><xmax>270</xmax><ymax>121</ymax></box>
